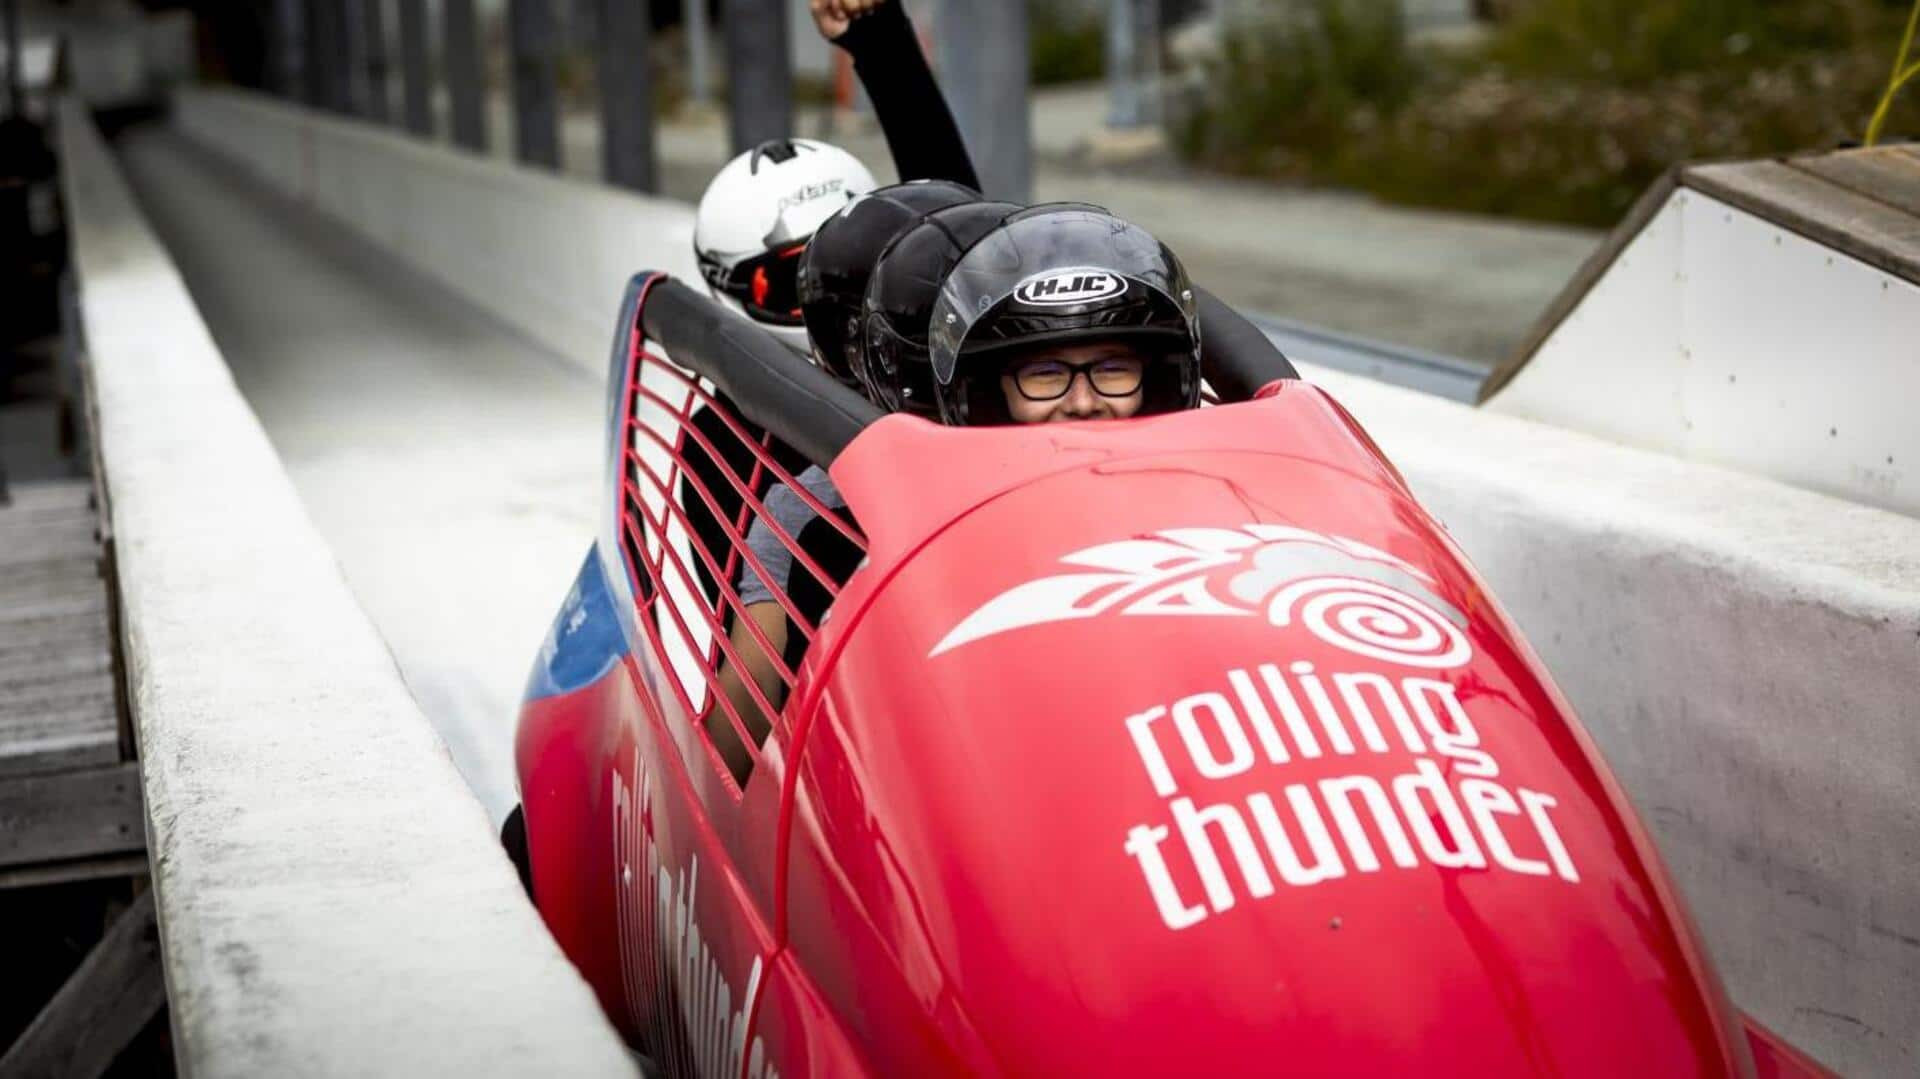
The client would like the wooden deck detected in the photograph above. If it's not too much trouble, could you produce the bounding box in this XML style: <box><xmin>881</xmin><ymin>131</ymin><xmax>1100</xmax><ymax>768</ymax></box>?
<box><xmin>0</xmin><ymin>478</ymin><xmax>143</xmax><ymax>887</ymax></box>
<box><xmin>1</xmin><ymin>481</ymin><xmax>118</xmax><ymax>777</ymax></box>
<box><xmin>1687</xmin><ymin>143</ymin><xmax>1920</xmax><ymax>287</ymax></box>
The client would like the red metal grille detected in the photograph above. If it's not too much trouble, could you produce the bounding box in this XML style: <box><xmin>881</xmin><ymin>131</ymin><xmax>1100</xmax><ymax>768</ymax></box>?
<box><xmin>615</xmin><ymin>328</ymin><xmax>866</xmax><ymax>787</ymax></box>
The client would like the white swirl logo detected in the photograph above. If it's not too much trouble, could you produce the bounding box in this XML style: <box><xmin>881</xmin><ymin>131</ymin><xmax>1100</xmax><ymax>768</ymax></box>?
<box><xmin>1262</xmin><ymin>578</ymin><xmax>1471</xmax><ymax>669</ymax></box>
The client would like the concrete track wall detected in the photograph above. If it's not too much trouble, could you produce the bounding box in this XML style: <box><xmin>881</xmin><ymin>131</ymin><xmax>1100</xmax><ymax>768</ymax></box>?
<box><xmin>156</xmin><ymin>89</ymin><xmax>1920</xmax><ymax>1074</ymax></box>
<box><xmin>1317</xmin><ymin>364</ymin><xmax>1920</xmax><ymax>1076</ymax></box>
<box><xmin>60</xmin><ymin>98</ymin><xmax>634</xmax><ymax>1076</ymax></box>
<box><xmin>173</xmin><ymin>87</ymin><xmax>700</xmax><ymax>375</ymax></box>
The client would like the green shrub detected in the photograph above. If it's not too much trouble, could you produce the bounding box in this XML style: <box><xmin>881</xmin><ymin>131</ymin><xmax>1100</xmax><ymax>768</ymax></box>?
<box><xmin>1172</xmin><ymin>0</ymin><xmax>1920</xmax><ymax>226</ymax></box>
<box><xmin>1176</xmin><ymin>0</ymin><xmax>1421</xmax><ymax>175</ymax></box>
<box><xmin>1031</xmin><ymin>1</ymin><xmax>1106</xmax><ymax>85</ymax></box>
<box><xmin>1485</xmin><ymin>0</ymin><xmax>1872</xmax><ymax>84</ymax></box>
<box><xmin>1348</xmin><ymin>54</ymin><xmax>1920</xmax><ymax>224</ymax></box>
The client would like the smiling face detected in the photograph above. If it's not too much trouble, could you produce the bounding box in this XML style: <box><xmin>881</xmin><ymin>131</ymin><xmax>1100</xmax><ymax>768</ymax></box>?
<box><xmin>998</xmin><ymin>342</ymin><xmax>1149</xmax><ymax>424</ymax></box>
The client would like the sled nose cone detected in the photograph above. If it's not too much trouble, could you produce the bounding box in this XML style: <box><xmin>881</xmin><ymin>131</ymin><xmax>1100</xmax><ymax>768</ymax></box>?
<box><xmin>789</xmin><ymin>433</ymin><xmax>1746</xmax><ymax>1075</ymax></box>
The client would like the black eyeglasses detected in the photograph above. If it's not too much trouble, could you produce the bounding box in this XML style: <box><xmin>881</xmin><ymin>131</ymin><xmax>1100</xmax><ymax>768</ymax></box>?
<box><xmin>1008</xmin><ymin>356</ymin><xmax>1147</xmax><ymax>401</ymax></box>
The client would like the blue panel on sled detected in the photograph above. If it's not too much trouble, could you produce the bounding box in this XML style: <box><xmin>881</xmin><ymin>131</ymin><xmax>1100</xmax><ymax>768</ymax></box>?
<box><xmin>523</xmin><ymin>545</ymin><xmax>632</xmax><ymax>703</ymax></box>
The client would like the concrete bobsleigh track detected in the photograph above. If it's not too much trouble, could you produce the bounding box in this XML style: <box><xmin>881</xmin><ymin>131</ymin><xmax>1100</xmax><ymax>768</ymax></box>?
<box><xmin>70</xmin><ymin>85</ymin><xmax>1920</xmax><ymax>1072</ymax></box>
<box><xmin>117</xmin><ymin>125</ymin><xmax>604</xmax><ymax>826</ymax></box>
<box><xmin>58</xmin><ymin>99</ymin><xmax>635</xmax><ymax>1075</ymax></box>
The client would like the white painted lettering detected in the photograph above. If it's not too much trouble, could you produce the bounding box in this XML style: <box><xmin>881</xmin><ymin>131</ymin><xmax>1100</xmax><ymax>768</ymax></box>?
<box><xmin>1292</xmin><ymin>661</ymin><xmax>1359</xmax><ymax>756</ymax></box>
<box><xmin>1124</xmin><ymin>823</ymin><xmax>1209</xmax><ymax>930</ymax></box>
<box><xmin>1257</xmin><ymin>663</ymin><xmax>1323</xmax><ymax>759</ymax></box>
<box><xmin>1248</xmin><ymin>787</ymin><xmax>1347</xmax><ymax>885</ymax></box>
<box><xmin>1172</xmin><ymin>796</ymin><xmax>1276</xmax><ymax>912</ymax></box>
<box><xmin>1115</xmin><ymin>653</ymin><xmax>1584</xmax><ymax>930</ymax></box>
<box><xmin>1321</xmin><ymin>774</ymin><xmax>1421</xmax><ymax>871</ymax></box>
<box><xmin>1125</xmin><ymin>706</ymin><xmax>1178</xmax><ymax>796</ymax></box>
<box><xmin>1461</xmin><ymin>779</ymin><xmax>1551</xmax><ymax>876</ymax></box>
<box><xmin>619</xmin><ymin>779</ymin><xmax>777</xmax><ymax>1079</ymax></box>
<box><xmin>1333</xmin><ymin>670</ymin><xmax>1424</xmax><ymax>754</ymax></box>
<box><xmin>1391</xmin><ymin>758</ymin><xmax>1487</xmax><ymax>869</ymax></box>
<box><xmin>1226</xmin><ymin>667</ymin><xmax>1292</xmax><ymax>765</ymax></box>
<box><xmin>1404</xmin><ymin>677</ymin><xmax>1499</xmax><ymax>777</ymax></box>
<box><xmin>1173</xmin><ymin>692</ymin><xmax>1255</xmax><ymax>781</ymax></box>
<box><xmin>1520</xmin><ymin>788</ymin><xmax>1580</xmax><ymax>883</ymax></box>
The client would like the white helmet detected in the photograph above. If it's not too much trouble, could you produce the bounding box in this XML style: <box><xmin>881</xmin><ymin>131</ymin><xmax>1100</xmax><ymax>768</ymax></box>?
<box><xmin>694</xmin><ymin>138</ymin><xmax>878</xmax><ymax>353</ymax></box>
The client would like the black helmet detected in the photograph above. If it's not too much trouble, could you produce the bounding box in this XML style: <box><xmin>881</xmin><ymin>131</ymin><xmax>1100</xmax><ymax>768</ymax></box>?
<box><xmin>796</xmin><ymin>179</ymin><xmax>980</xmax><ymax>388</ymax></box>
<box><xmin>863</xmin><ymin>201</ymin><xmax>1104</xmax><ymax>416</ymax></box>
<box><xmin>928</xmin><ymin>206</ymin><xmax>1201</xmax><ymax>425</ymax></box>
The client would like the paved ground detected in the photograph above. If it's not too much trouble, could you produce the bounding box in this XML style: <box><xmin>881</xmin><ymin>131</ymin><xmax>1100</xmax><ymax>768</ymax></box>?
<box><xmin>120</xmin><ymin>128</ymin><xmax>601</xmax><ymax>823</ymax></box>
<box><xmin>448</xmin><ymin>84</ymin><xmax>1600</xmax><ymax>365</ymax></box>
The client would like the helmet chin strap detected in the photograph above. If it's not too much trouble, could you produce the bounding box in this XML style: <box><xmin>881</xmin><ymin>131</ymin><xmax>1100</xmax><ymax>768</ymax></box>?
<box><xmin>940</xmin><ymin>384</ymin><xmax>969</xmax><ymax>426</ymax></box>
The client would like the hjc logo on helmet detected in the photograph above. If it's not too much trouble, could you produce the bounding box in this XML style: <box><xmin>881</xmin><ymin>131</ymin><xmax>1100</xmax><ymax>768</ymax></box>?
<box><xmin>1014</xmin><ymin>267</ymin><xmax>1128</xmax><ymax>307</ymax></box>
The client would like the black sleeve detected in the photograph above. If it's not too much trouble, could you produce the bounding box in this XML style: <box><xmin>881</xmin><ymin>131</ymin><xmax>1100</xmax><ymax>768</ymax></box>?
<box><xmin>833</xmin><ymin>2</ymin><xmax>982</xmax><ymax>191</ymax></box>
<box><xmin>1196</xmin><ymin>287</ymin><xmax>1300</xmax><ymax>401</ymax></box>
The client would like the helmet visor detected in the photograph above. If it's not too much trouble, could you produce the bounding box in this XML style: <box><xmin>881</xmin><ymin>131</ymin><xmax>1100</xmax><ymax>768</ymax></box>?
<box><xmin>861</xmin><ymin>310</ymin><xmax>940</xmax><ymax>414</ymax></box>
<box><xmin>704</xmin><ymin>241</ymin><xmax>809</xmax><ymax>326</ymax></box>
<box><xmin>927</xmin><ymin>212</ymin><xmax>1196</xmax><ymax>385</ymax></box>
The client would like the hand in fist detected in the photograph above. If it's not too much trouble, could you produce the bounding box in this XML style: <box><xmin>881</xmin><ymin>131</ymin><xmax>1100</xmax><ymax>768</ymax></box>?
<box><xmin>810</xmin><ymin>0</ymin><xmax>887</xmax><ymax>42</ymax></box>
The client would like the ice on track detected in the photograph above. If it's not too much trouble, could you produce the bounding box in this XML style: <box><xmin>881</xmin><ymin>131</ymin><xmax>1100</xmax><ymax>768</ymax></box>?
<box><xmin>119</xmin><ymin>128</ymin><xmax>602</xmax><ymax>823</ymax></box>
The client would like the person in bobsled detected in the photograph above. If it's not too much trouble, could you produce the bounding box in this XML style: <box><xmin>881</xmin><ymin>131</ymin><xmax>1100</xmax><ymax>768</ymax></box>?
<box><xmin>693</xmin><ymin>139</ymin><xmax>879</xmax><ymax>354</ymax></box>
<box><xmin>708</xmin><ymin>205</ymin><xmax>1202</xmax><ymax>777</ymax></box>
<box><xmin>692</xmin><ymin>0</ymin><xmax>978</xmax><ymax>358</ymax></box>
<box><xmin>854</xmin><ymin>198</ymin><xmax>1033</xmax><ymax>413</ymax></box>
<box><xmin>796</xmin><ymin>178</ymin><xmax>981</xmax><ymax>387</ymax></box>
<box><xmin>926</xmin><ymin>204</ymin><xmax>1202</xmax><ymax>425</ymax></box>
<box><xmin>705</xmin><ymin>200</ymin><xmax>1006</xmax><ymax>777</ymax></box>
<box><xmin>697</xmin><ymin>0</ymin><xmax>1292</xmax><ymax>399</ymax></box>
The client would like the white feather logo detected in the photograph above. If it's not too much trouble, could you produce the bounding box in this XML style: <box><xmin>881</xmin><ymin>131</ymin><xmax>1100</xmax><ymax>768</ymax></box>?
<box><xmin>929</xmin><ymin>525</ymin><xmax>1470</xmax><ymax>668</ymax></box>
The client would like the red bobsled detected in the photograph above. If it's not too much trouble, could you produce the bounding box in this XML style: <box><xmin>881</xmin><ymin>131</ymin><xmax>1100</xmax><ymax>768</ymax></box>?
<box><xmin>513</xmin><ymin>275</ymin><xmax>1829</xmax><ymax>1077</ymax></box>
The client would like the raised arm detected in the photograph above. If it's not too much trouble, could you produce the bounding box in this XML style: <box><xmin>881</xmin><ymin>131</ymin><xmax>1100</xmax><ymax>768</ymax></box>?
<box><xmin>813</xmin><ymin>0</ymin><xmax>982</xmax><ymax>190</ymax></box>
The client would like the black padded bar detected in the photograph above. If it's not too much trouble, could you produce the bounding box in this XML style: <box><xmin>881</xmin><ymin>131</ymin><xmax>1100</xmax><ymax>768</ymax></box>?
<box><xmin>1197</xmin><ymin>286</ymin><xmax>1299</xmax><ymax>401</ymax></box>
<box><xmin>637</xmin><ymin>276</ymin><xmax>885</xmax><ymax>467</ymax></box>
